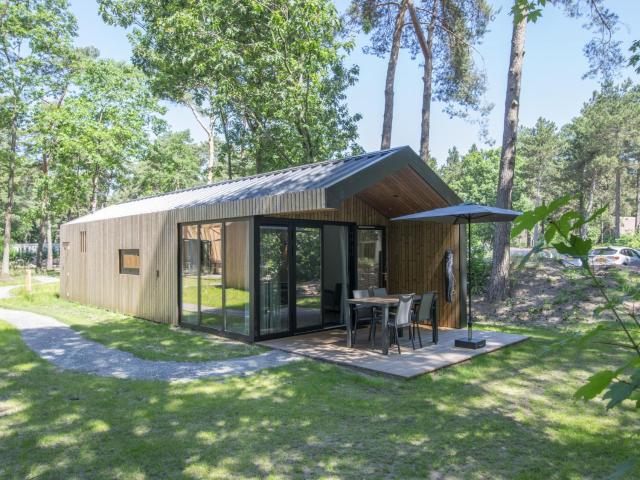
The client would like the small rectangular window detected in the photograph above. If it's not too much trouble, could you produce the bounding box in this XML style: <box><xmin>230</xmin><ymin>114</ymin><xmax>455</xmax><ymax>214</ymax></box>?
<box><xmin>80</xmin><ymin>231</ymin><xmax>87</xmax><ymax>253</ymax></box>
<box><xmin>119</xmin><ymin>249</ymin><xmax>140</xmax><ymax>275</ymax></box>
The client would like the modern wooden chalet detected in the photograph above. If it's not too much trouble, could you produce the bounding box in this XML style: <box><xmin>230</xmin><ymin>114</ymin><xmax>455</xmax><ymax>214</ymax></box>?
<box><xmin>60</xmin><ymin>146</ymin><xmax>467</xmax><ymax>342</ymax></box>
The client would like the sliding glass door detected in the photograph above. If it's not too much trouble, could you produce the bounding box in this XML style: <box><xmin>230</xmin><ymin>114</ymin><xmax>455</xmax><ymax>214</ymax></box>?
<box><xmin>295</xmin><ymin>227</ymin><xmax>322</xmax><ymax>331</ymax></box>
<box><xmin>259</xmin><ymin>226</ymin><xmax>290</xmax><ymax>336</ymax></box>
<box><xmin>322</xmin><ymin>225</ymin><xmax>349</xmax><ymax>327</ymax></box>
<box><xmin>257</xmin><ymin>221</ymin><xmax>352</xmax><ymax>339</ymax></box>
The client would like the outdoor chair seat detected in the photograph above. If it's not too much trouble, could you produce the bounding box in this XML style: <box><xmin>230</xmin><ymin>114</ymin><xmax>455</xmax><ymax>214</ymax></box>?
<box><xmin>386</xmin><ymin>294</ymin><xmax>416</xmax><ymax>354</ymax></box>
<box><xmin>412</xmin><ymin>292</ymin><xmax>438</xmax><ymax>346</ymax></box>
<box><xmin>350</xmin><ymin>289</ymin><xmax>381</xmax><ymax>344</ymax></box>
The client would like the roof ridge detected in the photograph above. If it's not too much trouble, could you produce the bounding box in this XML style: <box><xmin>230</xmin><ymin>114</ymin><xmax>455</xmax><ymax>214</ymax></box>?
<box><xmin>114</xmin><ymin>147</ymin><xmax>405</xmax><ymax>206</ymax></box>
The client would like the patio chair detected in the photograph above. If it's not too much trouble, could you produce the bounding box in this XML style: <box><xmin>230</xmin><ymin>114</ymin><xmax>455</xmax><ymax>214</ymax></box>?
<box><xmin>371</xmin><ymin>287</ymin><xmax>388</xmax><ymax>297</ymax></box>
<box><xmin>413</xmin><ymin>292</ymin><xmax>437</xmax><ymax>347</ymax></box>
<box><xmin>387</xmin><ymin>294</ymin><xmax>415</xmax><ymax>354</ymax></box>
<box><xmin>351</xmin><ymin>289</ymin><xmax>378</xmax><ymax>344</ymax></box>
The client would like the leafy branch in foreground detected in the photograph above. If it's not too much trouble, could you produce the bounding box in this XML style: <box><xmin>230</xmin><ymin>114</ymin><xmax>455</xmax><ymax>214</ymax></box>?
<box><xmin>512</xmin><ymin>195</ymin><xmax>640</xmax><ymax>410</ymax></box>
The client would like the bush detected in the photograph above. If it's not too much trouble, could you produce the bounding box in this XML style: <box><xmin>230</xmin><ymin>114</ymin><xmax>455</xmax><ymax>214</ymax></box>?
<box><xmin>618</xmin><ymin>232</ymin><xmax>640</xmax><ymax>249</ymax></box>
<box><xmin>469</xmin><ymin>242</ymin><xmax>492</xmax><ymax>295</ymax></box>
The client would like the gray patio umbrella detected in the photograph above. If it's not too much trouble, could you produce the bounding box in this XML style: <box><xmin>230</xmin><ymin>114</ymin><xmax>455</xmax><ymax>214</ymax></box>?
<box><xmin>392</xmin><ymin>203</ymin><xmax>521</xmax><ymax>349</ymax></box>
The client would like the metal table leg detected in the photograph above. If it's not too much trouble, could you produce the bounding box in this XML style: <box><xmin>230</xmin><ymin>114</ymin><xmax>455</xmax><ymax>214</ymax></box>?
<box><xmin>347</xmin><ymin>304</ymin><xmax>352</xmax><ymax>347</ymax></box>
<box><xmin>382</xmin><ymin>305</ymin><xmax>389</xmax><ymax>355</ymax></box>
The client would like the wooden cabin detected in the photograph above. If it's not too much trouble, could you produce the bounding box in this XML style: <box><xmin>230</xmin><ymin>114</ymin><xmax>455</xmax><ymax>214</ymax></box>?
<box><xmin>60</xmin><ymin>146</ymin><xmax>467</xmax><ymax>342</ymax></box>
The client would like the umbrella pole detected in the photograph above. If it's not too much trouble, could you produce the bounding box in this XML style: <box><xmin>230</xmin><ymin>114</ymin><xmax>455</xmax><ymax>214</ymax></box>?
<box><xmin>455</xmin><ymin>215</ymin><xmax>485</xmax><ymax>349</ymax></box>
<box><xmin>468</xmin><ymin>217</ymin><xmax>472</xmax><ymax>341</ymax></box>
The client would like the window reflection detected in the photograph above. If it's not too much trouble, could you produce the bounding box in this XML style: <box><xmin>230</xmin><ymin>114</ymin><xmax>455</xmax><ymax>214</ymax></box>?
<box><xmin>200</xmin><ymin>223</ymin><xmax>223</xmax><ymax>329</ymax></box>
<box><xmin>180</xmin><ymin>225</ymin><xmax>199</xmax><ymax>324</ymax></box>
<box><xmin>224</xmin><ymin>221</ymin><xmax>251</xmax><ymax>335</ymax></box>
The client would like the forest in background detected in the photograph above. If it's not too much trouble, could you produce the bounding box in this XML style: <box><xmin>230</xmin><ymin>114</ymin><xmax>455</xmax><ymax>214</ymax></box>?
<box><xmin>1</xmin><ymin>0</ymin><xmax>638</xmax><ymax>296</ymax></box>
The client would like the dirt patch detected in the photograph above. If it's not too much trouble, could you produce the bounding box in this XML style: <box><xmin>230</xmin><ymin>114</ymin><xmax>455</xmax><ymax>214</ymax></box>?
<box><xmin>474</xmin><ymin>259</ymin><xmax>639</xmax><ymax>328</ymax></box>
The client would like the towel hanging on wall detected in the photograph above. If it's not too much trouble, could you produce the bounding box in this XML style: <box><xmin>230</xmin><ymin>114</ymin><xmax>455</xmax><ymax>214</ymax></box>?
<box><xmin>445</xmin><ymin>249</ymin><xmax>455</xmax><ymax>303</ymax></box>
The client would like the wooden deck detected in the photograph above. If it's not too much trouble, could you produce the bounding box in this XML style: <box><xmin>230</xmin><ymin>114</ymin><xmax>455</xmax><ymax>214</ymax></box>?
<box><xmin>258</xmin><ymin>326</ymin><xmax>528</xmax><ymax>379</ymax></box>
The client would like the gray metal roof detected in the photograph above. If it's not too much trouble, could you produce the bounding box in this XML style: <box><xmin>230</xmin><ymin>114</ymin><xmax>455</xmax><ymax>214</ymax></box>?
<box><xmin>68</xmin><ymin>146</ymin><xmax>459</xmax><ymax>224</ymax></box>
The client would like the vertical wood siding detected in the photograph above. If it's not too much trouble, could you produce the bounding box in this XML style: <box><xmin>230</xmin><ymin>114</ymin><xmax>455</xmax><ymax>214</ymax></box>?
<box><xmin>60</xmin><ymin>190</ymin><xmax>461</xmax><ymax>329</ymax></box>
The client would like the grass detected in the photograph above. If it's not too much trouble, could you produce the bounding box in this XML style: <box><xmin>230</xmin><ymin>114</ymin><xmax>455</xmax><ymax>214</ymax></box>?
<box><xmin>0</xmin><ymin>276</ymin><xmax>639</xmax><ymax>478</ymax></box>
<box><xmin>0</xmin><ymin>283</ymin><xmax>264</xmax><ymax>362</ymax></box>
<box><xmin>0</xmin><ymin>319</ymin><xmax>638</xmax><ymax>478</ymax></box>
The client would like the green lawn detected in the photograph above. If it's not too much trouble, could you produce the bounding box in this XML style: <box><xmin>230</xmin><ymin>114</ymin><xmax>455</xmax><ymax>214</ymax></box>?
<box><xmin>0</xmin><ymin>282</ymin><xmax>638</xmax><ymax>478</ymax></box>
<box><xmin>0</xmin><ymin>283</ymin><xmax>263</xmax><ymax>362</ymax></box>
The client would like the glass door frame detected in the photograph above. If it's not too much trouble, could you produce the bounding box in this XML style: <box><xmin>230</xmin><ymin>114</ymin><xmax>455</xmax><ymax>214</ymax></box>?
<box><xmin>253</xmin><ymin>216</ymin><xmax>357</xmax><ymax>341</ymax></box>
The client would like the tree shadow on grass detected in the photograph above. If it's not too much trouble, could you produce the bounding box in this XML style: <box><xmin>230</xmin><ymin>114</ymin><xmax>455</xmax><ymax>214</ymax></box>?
<box><xmin>0</xmin><ymin>322</ymin><xmax>637</xmax><ymax>479</ymax></box>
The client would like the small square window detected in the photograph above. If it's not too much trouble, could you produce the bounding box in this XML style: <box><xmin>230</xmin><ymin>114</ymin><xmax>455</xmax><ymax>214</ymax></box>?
<box><xmin>119</xmin><ymin>249</ymin><xmax>140</xmax><ymax>275</ymax></box>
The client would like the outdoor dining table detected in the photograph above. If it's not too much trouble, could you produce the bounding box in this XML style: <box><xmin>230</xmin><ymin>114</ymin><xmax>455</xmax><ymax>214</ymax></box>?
<box><xmin>346</xmin><ymin>294</ymin><xmax>419</xmax><ymax>355</ymax></box>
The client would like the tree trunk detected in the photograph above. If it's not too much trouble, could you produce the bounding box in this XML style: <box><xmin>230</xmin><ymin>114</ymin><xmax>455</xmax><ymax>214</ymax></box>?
<box><xmin>486</xmin><ymin>15</ymin><xmax>527</xmax><ymax>302</ymax></box>
<box><xmin>381</xmin><ymin>0</ymin><xmax>408</xmax><ymax>150</ymax></box>
<box><xmin>207</xmin><ymin>130</ymin><xmax>215</xmax><ymax>184</ymax></box>
<box><xmin>186</xmin><ymin>99</ymin><xmax>216</xmax><ymax>183</ymax></box>
<box><xmin>296</xmin><ymin>119</ymin><xmax>314</xmax><ymax>164</ymax></box>
<box><xmin>614</xmin><ymin>164</ymin><xmax>621</xmax><ymax>238</ymax></box>
<box><xmin>408</xmin><ymin>0</ymin><xmax>437</xmax><ymax>163</ymax></box>
<box><xmin>46</xmin><ymin>216</ymin><xmax>53</xmax><ymax>270</ymax></box>
<box><xmin>220</xmin><ymin>108</ymin><xmax>233</xmax><ymax>179</ymax></box>
<box><xmin>90</xmin><ymin>167</ymin><xmax>100</xmax><ymax>213</ymax></box>
<box><xmin>36</xmin><ymin>219</ymin><xmax>45</xmax><ymax>269</ymax></box>
<box><xmin>1</xmin><ymin>114</ymin><xmax>18</xmax><ymax>279</ymax></box>
<box><xmin>635</xmin><ymin>166</ymin><xmax>640</xmax><ymax>233</ymax></box>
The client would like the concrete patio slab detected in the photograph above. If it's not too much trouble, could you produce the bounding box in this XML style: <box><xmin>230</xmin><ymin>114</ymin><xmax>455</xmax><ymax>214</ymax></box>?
<box><xmin>258</xmin><ymin>326</ymin><xmax>528</xmax><ymax>378</ymax></box>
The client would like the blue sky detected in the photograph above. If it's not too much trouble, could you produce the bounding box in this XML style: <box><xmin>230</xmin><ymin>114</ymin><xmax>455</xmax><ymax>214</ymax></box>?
<box><xmin>70</xmin><ymin>0</ymin><xmax>640</xmax><ymax>164</ymax></box>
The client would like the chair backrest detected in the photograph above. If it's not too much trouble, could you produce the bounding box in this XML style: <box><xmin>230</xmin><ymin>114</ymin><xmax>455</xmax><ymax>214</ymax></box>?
<box><xmin>371</xmin><ymin>287</ymin><xmax>388</xmax><ymax>297</ymax></box>
<box><xmin>352</xmin><ymin>289</ymin><xmax>370</xmax><ymax>299</ymax></box>
<box><xmin>417</xmin><ymin>292</ymin><xmax>436</xmax><ymax>322</ymax></box>
<box><xmin>395</xmin><ymin>294</ymin><xmax>414</xmax><ymax>327</ymax></box>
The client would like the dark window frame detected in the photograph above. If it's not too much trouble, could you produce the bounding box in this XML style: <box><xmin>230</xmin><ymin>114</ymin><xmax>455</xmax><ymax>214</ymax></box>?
<box><xmin>119</xmin><ymin>249</ymin><xmax>140</xmax><ymax>275</ymax></box>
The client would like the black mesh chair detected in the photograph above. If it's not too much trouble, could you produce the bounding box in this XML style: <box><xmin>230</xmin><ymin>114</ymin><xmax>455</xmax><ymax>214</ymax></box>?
<box><xmin>351</xmin><ymin>289</ymin><xmax>378</xmax><ymax>344</ymax></box>
<box><xmin>371</xmin><ymin>287</ymin><xmax>388</xmax><ymax>297</ymax></box>
<box><xmin>413</xmin><ymin>292</ymin><xmax>437</xmax><ymax>346</ymax></box>
<box><xmin>387</xmin><ymin>294</ymin><xmax>415</xmax><ymax>354</ymax></box>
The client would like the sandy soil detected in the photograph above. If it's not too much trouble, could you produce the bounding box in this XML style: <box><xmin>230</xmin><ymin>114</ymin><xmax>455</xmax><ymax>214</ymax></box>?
<box><xmin>474</xmin><ymin>259</ymin><xmax>639</xmax><ymax>328</ymax></box>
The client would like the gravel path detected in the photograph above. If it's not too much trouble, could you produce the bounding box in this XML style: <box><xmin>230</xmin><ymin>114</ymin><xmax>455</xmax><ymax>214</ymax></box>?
<box><xmin>0</xmin><ymin>284</ymin><xmax>302</xmax><ymax>381</ymax></box>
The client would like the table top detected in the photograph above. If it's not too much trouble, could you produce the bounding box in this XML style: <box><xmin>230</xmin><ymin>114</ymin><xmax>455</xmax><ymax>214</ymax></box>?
<box><xmin>346</xmin><ymin>294</ymin><xmax>419</xmax><ymax>306</ymax></box>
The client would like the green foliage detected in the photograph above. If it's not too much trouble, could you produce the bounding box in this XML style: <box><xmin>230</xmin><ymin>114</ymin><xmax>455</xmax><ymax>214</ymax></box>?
<box><xmin>618</xmin><ymin>232</ymin><xmax>640</xmax><ymax>249</ymax></box>
<box><xmin>99</xmin><ymin>0</ymin><xmax>362</xmax><ymax>173</ymax></box>
<box><xmin>129</xmin><ymin>131</ymin><xmax>205</xmax><ymax>197</ymax></box>
<box><xmin>513</xmin><ymin>196</ymin><xmax>640</xmax><ymax>411</ymax></box>
<box><xmin>349</xmin><ymin>0</ymin><xmax>492</xmax><ymax>121</ymax></box>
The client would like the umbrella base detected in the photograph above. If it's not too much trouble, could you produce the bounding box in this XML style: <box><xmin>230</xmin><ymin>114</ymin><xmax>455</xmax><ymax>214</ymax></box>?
<box><xmin>455</xmin><ymin>338</ymin><xmax>486</xmax><ymax>349</ymax></box>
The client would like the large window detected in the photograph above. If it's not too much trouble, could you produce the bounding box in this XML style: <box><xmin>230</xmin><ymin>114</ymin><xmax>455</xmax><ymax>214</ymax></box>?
<box><xmin>224</xmin><ymin>221</ymin><xmax>251</xmax><ymax>335</ymax></box>
<box><xmin>181</xmin><ymin>225</ymin><xmax>199</xmax><ymax>325</ymax></box>
<box><xmin>357</xmin><ymin>228</ymin><xmax>384</xmax><ymax>289</ymax></box>
<box><xmin>180</xmin><ymin>219</ymin><xmax>251</xmax><ymax>336</ymax></box>
<box><xmin>200</xmin><ymin>223</ymin><xmax>223</xmax><ymax>329</ymax></box>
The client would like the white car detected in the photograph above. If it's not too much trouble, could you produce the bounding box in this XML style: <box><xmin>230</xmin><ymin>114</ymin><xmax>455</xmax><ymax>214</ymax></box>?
<box><xmin>589</xmin><ymin>246</ymin><xmax>640</xmax><ymax>267</ymax></box>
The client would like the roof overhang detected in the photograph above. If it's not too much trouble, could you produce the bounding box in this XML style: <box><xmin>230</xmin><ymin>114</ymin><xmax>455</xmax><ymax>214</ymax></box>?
<box><xmin>323</xmin><ymin>146</ymin><xmax>461</xmax><ymax>211</ymax></box>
